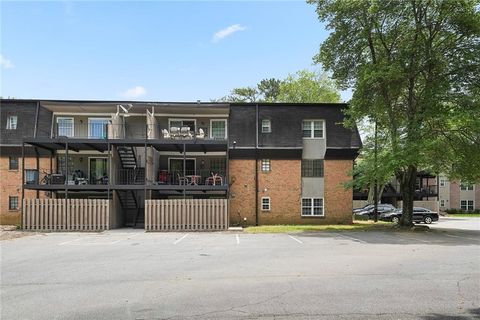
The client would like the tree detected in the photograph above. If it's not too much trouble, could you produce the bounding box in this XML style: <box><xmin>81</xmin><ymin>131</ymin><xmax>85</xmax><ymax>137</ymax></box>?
<box><xmin>216</xmin><ymin>70</ymin><xmax>341</xmax><ymax>103</ymax></box>
<box><xmin>309</xmin><ymin>0</ymin><xmax>480</xmax><ymax>226</ymax></box>
<box><xmin>277</xmin><ymin>69</ymin><xmax>340</xmax><ymax>103</ymax></box>
<box><xmin>257</xmin><ymin>78</ymin><xmax>281</xmax><ymax>102</ymax></box>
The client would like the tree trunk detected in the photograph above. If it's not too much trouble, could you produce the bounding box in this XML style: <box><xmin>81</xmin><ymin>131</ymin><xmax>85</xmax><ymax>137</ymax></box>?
<box><xmin>398</xmin><ymin>165</ymin><xmax>417</xmax><ymax>227</ymax></box>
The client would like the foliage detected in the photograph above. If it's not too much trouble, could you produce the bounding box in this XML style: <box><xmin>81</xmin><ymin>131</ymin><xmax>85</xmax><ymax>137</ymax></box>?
<box><xmin>309</xmin><ymin>0</ymin><xmax>480</xmax><ymax>226</ymax></box>
<box><xmin>445</xmin><ymin>208</ymin><xmax>480</xmax><ymax>215</ymax></box>
<box><xmin>216</xmin><ymin>69</ymin><xmax>341</xmax><ymax>103</ymax></box>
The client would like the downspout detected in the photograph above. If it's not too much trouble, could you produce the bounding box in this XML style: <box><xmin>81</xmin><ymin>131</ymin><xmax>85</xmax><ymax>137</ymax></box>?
<box><xmin>255</xmin><ymin>103</ymin><xmax>259</xmax><ymax>226</ymax></box>
<box><xmin>34</xmin><ymin>101</ymin><xmax>40</xmax><ymax>198</ymax></box>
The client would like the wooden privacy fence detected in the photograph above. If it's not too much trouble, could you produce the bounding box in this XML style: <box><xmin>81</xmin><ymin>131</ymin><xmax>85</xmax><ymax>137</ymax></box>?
<box><xmin>145</xmin><ymin>199</ymin><xmax>228</xmax><ymax>231</ymax></box>
<box><xmin>23</xmin><ymin>199</ymin><xmax>111</xmax><ymax>231</ymax></box>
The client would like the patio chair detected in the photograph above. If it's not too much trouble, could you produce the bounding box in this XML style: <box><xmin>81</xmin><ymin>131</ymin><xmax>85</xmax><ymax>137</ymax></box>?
<box><xmin>196</xmin><ymin>128</ymin><xmax>205</xmax><ymax>139</ymax></box>
<box><xmin>162</xmin><ymin>129</ymin><xmax>170</xmax><ymax>139</ymax></box>
<box><xmin>205</xmin><ymin>173</ymin><xmax>223</xmax><ymax>186</ymax></box>
<box><xmin>180</xmin><ymin>126</ymin><xmax>193</xmax><ymax>139</ymax></box>
<box><xmin>170</xmin><ymin>126</ymin><xmax>180</xmax><ymax>138</ymax></box>
<box><xmin>177</xmin><ymin>173</ymin><xmax>188</xmax><ymax>185</ymax></box>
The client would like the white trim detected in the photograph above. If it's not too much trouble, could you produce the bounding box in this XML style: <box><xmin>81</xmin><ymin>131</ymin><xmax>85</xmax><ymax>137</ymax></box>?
<box><xmin>156</xmin><ymin>114</ymin><xmax>229</xmax><ymax>118</ymax></box>
<box><xmin>440</xmin><ymin>199</ymin><xmax>445</xmax><ymax>207</ymax></box>
<box><xmin>54</xmin><ymin>112</ymin><xmax>116</xmax><ymax>116</ymax></box>
<box><xmin>302</xmin><ymin>119</ymin><xmax>325</xmax><ymax>139</ymax></box>
<box><xmin>88</xmin><ymin>157</ymin><xmax>108</xmax><ymax>182</ymax></box>
<box><xmin>6</xmin><ymin>115</ymin><xmax>17</xmax><ymax>130</ymax></box>
<box><xmin>301</xmin><ymin>197</ymin><xmax>325</xmax><ymax>217</ymax></box>
<box><xmin>261</xmin><ymin>197</ymin><xmax>271</xmax><ymax>211</ymax></box>
<box><xmin>460</xmin><ymin>199</ymin><xmax>475</xmax><ymax>211</ymax></box>
<box><xmin>209</xmin><ymin>119</ymin><xmax>228</xmax><ymax>139</ymax></box>
<box><xmin>158</xmin><ymin>151</ymin><xmax>226</xmax><ymax>156</ymax></box>
<box><xmin>56</xmin><ymin>117</ymin><xmax>75</xmax><ymax>137</ymax></box>
<box><xmin>261</xmin><ymin>159</ymin><xmax>271</xmax><ymax>172</ymax></box>
<box><xmin>168</xmin><ymin>157</ymin><xmax>196</xmax><ymax>174</ymax></box>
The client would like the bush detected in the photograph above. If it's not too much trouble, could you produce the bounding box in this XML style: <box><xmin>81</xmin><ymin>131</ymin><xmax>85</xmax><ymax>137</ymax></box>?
<box><xmin>445</xmin><ymin>208</ymin><xmax>480</xmax><ymax>214</ymax></box>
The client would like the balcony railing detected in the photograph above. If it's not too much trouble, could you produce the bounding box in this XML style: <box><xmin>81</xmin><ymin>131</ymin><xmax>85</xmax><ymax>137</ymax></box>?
<box><xmin>156</xmin><ymin>170</ymin><xmax>227</xmax><ymax>186</ymax></box>
<box><xmin>24</xmin><ymin>169</ymin><xmax>109</xmax><ymax>186</ymax></box>
<box><xmin>52</xmin><ymin>123</ymin><xmax>147</xmax><ymax>139</ymax></box>
<box><xmin>147</xmin><ymin>125</ymin><xmax>227</xmax><ymax>141</ymax></box>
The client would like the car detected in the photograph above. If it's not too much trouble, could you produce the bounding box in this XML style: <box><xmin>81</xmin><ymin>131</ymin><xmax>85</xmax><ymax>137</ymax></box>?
<box><xmin>380</xmin><ymin>207</ymin><xmax>439</xmax><ymax>224</ymax></box>
<box><xmin>353</xmin><ymin>204</ymin><xmax>374</xmax><ymax>214</ymax></box>
<box><xmin>354</xmin><ymin>204</ymin><xmax>396</xmax><ymax>220</ymax></box>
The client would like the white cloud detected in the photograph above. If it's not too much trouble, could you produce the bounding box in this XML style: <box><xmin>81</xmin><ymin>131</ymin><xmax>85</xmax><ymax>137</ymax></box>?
<box><xmin>212</xmin><ymin>24</ymin><xmax>247</xmax><ymax>43</ymax></box>
<box><xmin>0</xmin><ymin>55</ymin><xmax>14</xmax><ymax>69</ymax></box>
<box><xmin>122</xmin><ymin>86</ymin><xmax>146</xmax><ymax>98</ymax></box>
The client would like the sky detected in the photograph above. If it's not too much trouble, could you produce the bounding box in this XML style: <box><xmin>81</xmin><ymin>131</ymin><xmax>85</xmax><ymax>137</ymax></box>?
<box><xmin>1</xmin><ymin>1</ymin><xmax>352</xmax><ymax>102</ymax></box>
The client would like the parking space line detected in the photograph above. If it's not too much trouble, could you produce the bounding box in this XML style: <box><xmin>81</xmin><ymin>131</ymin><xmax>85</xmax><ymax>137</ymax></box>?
<box><xmin>173</xmin><ymin>234</ymin><xmax>189</xmax><ymax>245</ymax></box>
<box><xmin>236</xmin><ymin>234</ymin><xmax>240</xmax><ymax>245</ymax></box>
<box><xmin>58</xmin><ymin>238</ymin><xmax>81</xmax><ymax>246</ymax></box>
<box><xmin>395</xmin><ymin>233</ymin><xmax>432</xmax><ymax>243</ymax></box>
<box><xmin>287</xmin><ymin>235</ymin><xmax>303</xmax><ymax>244</ymax></box>
<box><xmin>443</xmin><ymin>233</ymin><xmax>480</xmax><ymax>242</ymax></box>
<box><xmin>332</xmin><ymin>232</ymin><xmax>366</xmax><ymax>244</ymax></box>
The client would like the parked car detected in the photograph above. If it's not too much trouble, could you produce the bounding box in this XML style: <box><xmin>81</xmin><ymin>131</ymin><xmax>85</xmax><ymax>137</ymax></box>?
<box><xmin>380</xmin><ymin>207</ymin><xmax>439</xmax><ymax>224</ymax></box>
<box><xmin>353</xmin><ymin>204</ymin><xmax>374</xmax><ymax>214</ymax></box>
<box><xmin>354</xmin><ymin>204</ymin><xmax>396</xmax><ymax>220</ymax></box>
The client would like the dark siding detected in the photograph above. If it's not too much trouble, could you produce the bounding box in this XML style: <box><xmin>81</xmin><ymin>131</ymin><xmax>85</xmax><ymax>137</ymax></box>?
<box><xmin>0</xmin><ymin>101</ymin><xmax>38</xmax><ymax>145</ymax></box>
<box><xmin>37</xmin><ymin>105</ymin><xmax>53</xmax><ymax>138</ymax></box>
<box><xmin>229</xmin><ymin>105</ymin><xmax>256</xmax><ymax>148</ymax></box>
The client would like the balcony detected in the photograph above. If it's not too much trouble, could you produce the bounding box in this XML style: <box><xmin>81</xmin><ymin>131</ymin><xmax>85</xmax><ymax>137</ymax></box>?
<box><xmin>52</xmin><ymin>123</ymin><xmax>147</xmax><ymax>139</ymax></box>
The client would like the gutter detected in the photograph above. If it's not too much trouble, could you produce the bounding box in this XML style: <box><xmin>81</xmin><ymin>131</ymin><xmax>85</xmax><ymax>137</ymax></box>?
<box><xmin>34</xmin><ymin>101</ymin><xmax>40</xmax><ymax>138</ymax></box>
<box><xmin>255</xmin><ymin>103</ymin><xmax>259</xmax><ymax>226</ymax></box>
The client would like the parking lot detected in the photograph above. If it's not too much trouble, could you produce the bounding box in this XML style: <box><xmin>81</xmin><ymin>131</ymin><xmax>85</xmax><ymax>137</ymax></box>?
<box><xmin>1</xmin><ymin>227</ymin><xmax>479</xmax><ymax>320</ymax></box>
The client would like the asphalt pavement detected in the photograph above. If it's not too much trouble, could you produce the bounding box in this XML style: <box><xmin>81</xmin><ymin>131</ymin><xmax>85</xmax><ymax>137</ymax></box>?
<box><xmin>1</xmin><ymin>226</ymin><xmax>479</xmax><ymax>320</ymax></box>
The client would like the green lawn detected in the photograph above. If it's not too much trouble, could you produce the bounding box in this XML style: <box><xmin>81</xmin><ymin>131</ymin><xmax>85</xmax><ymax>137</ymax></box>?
<box><xmin>447</xmin><ymin>214</ymin><xmax>480</xmax><ymax>218</ymax></box>
<box><xmin>244</xmin><ymin>221</ymin><xmax>393</xmax><ymax>233</ymax></box>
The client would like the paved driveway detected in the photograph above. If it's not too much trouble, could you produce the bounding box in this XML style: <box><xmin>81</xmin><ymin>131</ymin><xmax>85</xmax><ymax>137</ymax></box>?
<box><xmin>1</xmin><ymin>229</ymin><xmax>479</xmax><ymax>320</ymax></box>
<box><xmin>431</xmin><ymin>216</ymin><xmax>480</xmax><ymax>231</ymax></box>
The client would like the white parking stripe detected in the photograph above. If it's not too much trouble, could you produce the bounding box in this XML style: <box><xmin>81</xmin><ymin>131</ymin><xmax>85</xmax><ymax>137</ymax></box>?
<box><xmin>58</xmin><ymin>238</ymin><xmax>81</xmax><ymax>246</ymax></box>
<box><xmin>236</xmin><ymin>234</ymin><xmax>240</xmax><ymax>245</ymax></box>
<box><xmin>173</xmin><ymin>234</ymin><xmax>189</xmax><ymax>245</ymax></box>
<box><xmin>333</xmin><ymin>232</ymin><xmax>366</xmax><ymax>244</ymax></box>
<box><xmin>288</xmin><ymin>235</ymin><xmax>303</xmax><ymax>244</ymax></box>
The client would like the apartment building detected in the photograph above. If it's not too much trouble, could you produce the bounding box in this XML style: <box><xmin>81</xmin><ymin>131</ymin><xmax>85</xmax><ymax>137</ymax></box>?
<box><xmin>438</xmin><ymin>176</ymin><xmax>480</xmax><ymax>211</ymax></box>
<box><xmin>0</xmin><ymin>99</ymin><xmax>361</xmax><ymax>230</ymax></box>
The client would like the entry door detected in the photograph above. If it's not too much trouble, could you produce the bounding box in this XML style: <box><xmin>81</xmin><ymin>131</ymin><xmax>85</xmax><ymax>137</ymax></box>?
<box><xmin>89</xmin><ymin>158</ymin><xmax>108</xmax><ymax>184</ymax></box>
<box><xmin>88</xmin><ymin>118</ymin><xmax>110</xmax><ymax>139</ymax></box>
<box><xmin>169</xmin><ymin>159</ymin><xmax>195</xmax><ymax>175</ymax></box>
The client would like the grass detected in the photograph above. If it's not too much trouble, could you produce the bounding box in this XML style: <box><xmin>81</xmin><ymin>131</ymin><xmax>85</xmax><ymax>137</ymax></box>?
<box><xmin>244</xmin><ymin>221</ymin><xmax>393</xmax><ymax>233</ymax></box>
<box><xmin>447</xmin><ymin>214</ymin><xmax>480</xmax><ymax>218</ymax></box>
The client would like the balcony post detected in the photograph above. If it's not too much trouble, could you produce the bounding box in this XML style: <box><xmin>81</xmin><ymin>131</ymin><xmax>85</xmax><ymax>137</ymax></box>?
<box><xmin>183</xmin><ymin>143</ymin><xmax>186</xmax><ymax>199</ymax></box>
<box><xmin>21</xmin><ymin>141</ymin><xmax>25</xmax><ymax>205</ymax></box>
<box><xmin>65</xmin><ymin>139</ymin><xmax>68</xmax><ymax>200</ymax></box>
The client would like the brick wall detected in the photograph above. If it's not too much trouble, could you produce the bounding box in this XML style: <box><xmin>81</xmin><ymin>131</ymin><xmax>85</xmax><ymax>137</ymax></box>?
<box><xmin>323</xmin><ymin>160</ymin><xmax>353</xmax><ymax>224</ymax></box>
<box><xmin>0</xmin><ymin>156</ymin><xmax>52</xmax><ymax>225</ymax></box>
<box><xmin>229</xmin><ymin>158</ymin><xmax>354</xmax><ymax>226</ymax></box>
<box><xmin>450</xmin><ymin>181</ymin><xmax>460</xmax><ymax>209</ymax></box>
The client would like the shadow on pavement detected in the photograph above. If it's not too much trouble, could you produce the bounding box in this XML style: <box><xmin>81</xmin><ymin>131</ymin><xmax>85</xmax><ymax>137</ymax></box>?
<box><xmin>420</xmin><ymin>308</ymin><xmax>480</xmax><ymax>319</ymax></box>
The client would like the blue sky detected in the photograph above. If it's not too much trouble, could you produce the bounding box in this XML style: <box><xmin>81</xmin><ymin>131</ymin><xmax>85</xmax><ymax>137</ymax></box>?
<box><xmin>1</xmin><ymin>1</ymin><xmax>351</xmax><ymax>102</ymax></box>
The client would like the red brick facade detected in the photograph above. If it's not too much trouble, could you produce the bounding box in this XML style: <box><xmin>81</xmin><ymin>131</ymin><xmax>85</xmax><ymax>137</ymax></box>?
<box><xmin>229</xmin><ymin>159</ymin><xmax>353</xmax><ymax>226</ymax></box>
<box><xmin>0</xmin><ymin>156</ymin><xmax>51</xmax><ymax>225</ymax></box>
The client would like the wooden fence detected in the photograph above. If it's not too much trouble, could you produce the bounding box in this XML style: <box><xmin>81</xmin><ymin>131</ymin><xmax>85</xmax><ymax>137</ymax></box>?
<box><xmin>145</xmin><ymin>199</ymin><xmax>228</xmax><ymax>231</ymax></box>
<box><xmin>23</xmin><ymin>199</ymin><xmax>112</xmax><ymax>231</ymax></box>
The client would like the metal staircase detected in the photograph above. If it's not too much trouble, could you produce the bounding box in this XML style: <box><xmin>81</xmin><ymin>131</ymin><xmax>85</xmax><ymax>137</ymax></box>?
<box><xmin>117</xmin><ymin>146</ymin><xmax>137</xmax><ymax>169</ymax></box>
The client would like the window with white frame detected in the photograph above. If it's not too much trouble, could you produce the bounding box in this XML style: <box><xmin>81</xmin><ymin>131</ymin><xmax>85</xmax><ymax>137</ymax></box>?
<box><xmin>440</xmin><ymin>199</ymin><xmax>445</xmax><ymax>207</ymax></box>
<box><xmin>261</xmin><ymin>159</ymin><xmax>271</xmax><ymax>172</ymax></box>
<box><xmin>460</xmin><ymin>183</ymin><xmax>474</xmax><ymax>191</ymax></box>
<box><xmin>9</xmin><ymin>156</ymin><xmax>18</xmax><ymax>170</ymax></box>
<box><xmin>460</xmin><ymin>200</ymin><xmax>474</xmax><ymax>211</ymax></box>
<box><xmin>57</xmin><ymin>117</ymin><xmax>74</xmax><ymax>137</ymax></box>
<box><xmin>440</xmin><ymin>179</ymin><xmax>446</xmax><ymax>187</ymax></box>
<box><xmin>261</xmin><ymin>197</ymin><xmax>270</xmax><ymax>211</ymax></box>
<box><xmin>88</xmin><ymin>118</ymin><xmax>110</xmax><ymax>139</ymax></box>
<box><xmin>302</xmin><ymin>120</ymin><xmax>324</xmax><ymax>138</ymax></box>
<box><xmin>210</xmin><ymin>119</ymin><xmax>227</xmax><ymax>139</ymax></box>
<box><xmin>301</xmin><ymin>159</ymin><xmax>324</xmax><ymax>177</ymax></box>
<box><xmin>261</xmin><ymin>119</ymin><xmax>271</xmax><ymax>133</ymax></box>
<box><xmin>6</xmin><ymin>116</ymin><xmax>17</xmax><ymax>130</ymax></box>
<box><xmin>302</xmin><ymin>198</ymin><xmax>324</xmax><ymax>216</ymax></box>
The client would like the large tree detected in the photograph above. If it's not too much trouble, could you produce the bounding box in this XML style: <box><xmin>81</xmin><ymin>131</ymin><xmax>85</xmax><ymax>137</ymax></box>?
<box><xmin>216</xmin><ymin>69</ymin><xmax>340</xmax><ymax>103</ymax></box>
<box><xmin>309</xmin><ymin>0</ymin><xmax>480</xmax><ymax>226</ymax></box>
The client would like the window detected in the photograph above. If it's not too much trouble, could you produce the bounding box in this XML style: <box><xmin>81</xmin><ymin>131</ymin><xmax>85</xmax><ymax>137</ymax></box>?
<box><xmin>25</xmin><ymin>169</ymin><xmax>38</xmax><ymax>184</ymax></box>
<box><xmin>302</xmin><ymin>198</ymin><xmax>324</xmax><ymax>216</ymax></box>
<box><xmin>261</xmin><ymin>159</ymin><xmax>271</xmax><ymax>172</ymax></box>
<box><xmin>170</xmin><ymin>119</ymin><xmax>196</xmax><ymax>132</ymax></box>
<box><xmin>302</xmin><ymin>120</ymin><xmax>324</xmax><ymax>138</ymax></box>
<box><xmin>210</xmin><ymin>120</ymin><xmax>227</xmax><ymax>139</ymax></box>
<box><xmin>210</xmin><ymin>158</ymin><xmax>226</xmax><ymax>173</ymax></box>
<box><xmin>460</xmin><ymin>200</ymin><xmax>474</xmax><ymax>211</ymax></box>
<box><xmin>9</xmin><ymin>196</ymin><xmax>18</xmax><ymax>210</ymax></box>
<box><xmin>6</xmin><ymin>116</ymin><xmax>17</xmax><ymax>129</ymax></box>
<box><xmin>440</xmin><ymin>179</ymin><xmax>446</xmax><ymax>187</ymax></box>
<box><xmin>9</xmin><ymin>156</ymin><xmax>18</xmax><ymax>170</ymax></box>
<box><xmin>460</xmin><ymin>183</ymin><xmax>474</xmax><ymax>191</ymax></box>
<box><xmin>261</xmin><ymin>197</ymin><xmax>270</xmax><ymax>211</ymax></box>
<box><xmin>57</xmin><ymin>117</ymin><xmax>74</xmax><ymax>137</ymax></box>
<box><xmin>440</xmin><ymin>199</ymin><xmax>445</xmax><ymax>207</ymax></box>
<box><xmin>301</xmin><ymin>159</ymin><xmax>324</xmax><ymax>177</ymax></box>
<box><xmin>88</xmin><ymin>118</ymin><xmax>110</xmax><ymax>139</ymax></box>
<box><xmin>261</xmin><ymin>120</ymin><xmax>271</xmax><ymax>133</ymax></box>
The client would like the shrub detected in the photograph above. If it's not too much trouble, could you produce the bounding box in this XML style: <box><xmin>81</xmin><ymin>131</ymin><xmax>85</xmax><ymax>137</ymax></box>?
<box><xmin>445</xmin><ymin>208</ymin><xmax>480</xmax><ymax>214</ymax></box>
